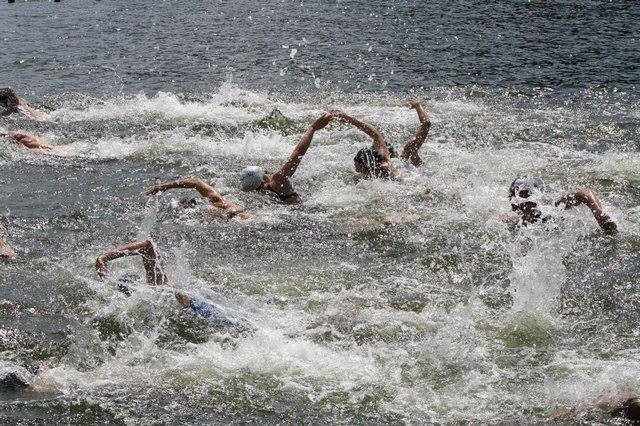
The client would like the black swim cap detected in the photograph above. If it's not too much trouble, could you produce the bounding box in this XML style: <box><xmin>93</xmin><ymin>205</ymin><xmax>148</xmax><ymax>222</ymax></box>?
<box><xmin>0</xmin><ymin>87</ymin><xmax>20</xmax><ymax>110</ymax></box>
<box><xmin>612</xmin><ymin>398</ymin><xmax>640</xmax><ymax>422</ymax></box>
<box><xmin>354</xmin><ymin>148</ymin><xmax>389</xmax><ymax>178</ymax></box>
<box><xmin>0</xmin><ymin>372</ymin><xmax>29</xmax><ymax>391</ymax></box>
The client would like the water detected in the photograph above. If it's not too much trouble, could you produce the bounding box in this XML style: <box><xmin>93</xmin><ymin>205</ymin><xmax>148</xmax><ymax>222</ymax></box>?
<box><xmin>1</xmin><ymin>0</ymin><xmax>639</xmax><ymax>423</ymax></box>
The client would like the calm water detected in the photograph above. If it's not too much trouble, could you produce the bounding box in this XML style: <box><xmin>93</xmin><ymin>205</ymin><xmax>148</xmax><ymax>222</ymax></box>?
<box><xmin>1</xmin><ymin>0</ymin><xmax>639</xmax><ymax>423</ymax></box>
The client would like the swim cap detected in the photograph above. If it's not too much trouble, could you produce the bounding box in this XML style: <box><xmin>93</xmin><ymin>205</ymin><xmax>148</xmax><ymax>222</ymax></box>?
<box><xmin>612</xmin><ymin>398</ymin><xmax>640</xmax><ymax>421</ymax></box>
<box><xmin>0</xmin><ymin>372</ymin><xmax>29</xmax><ymax>391</ymax></box>
<box><xmin>354</xmin><ymin>148</ymin><xmax>389</xmax><ymax>179</ymax></box>
<box><xmin>509</xmin><ymin>176</ymin><xmax>544</xmax><ymax>200</ymax></box>
<box><xmin>241</xmin><ymin>166</ymin><xmax>265</xmax><ymax>191</ymax></box>
<box><xmin>0</xmin><ymin>87</ymin><xmax>20</xmax><ymax>110</ymax></box>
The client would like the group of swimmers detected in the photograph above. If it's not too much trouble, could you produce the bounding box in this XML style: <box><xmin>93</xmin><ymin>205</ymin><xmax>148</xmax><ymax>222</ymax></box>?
<box><xmin>1</xmin><ymin>86</ymin><xmax>634</xmax><ymax>421</ymax></box>
<box><xmin>0</xmin><ymin>85</ymin><xmax>621</xmax><ymax>312</ymax></box>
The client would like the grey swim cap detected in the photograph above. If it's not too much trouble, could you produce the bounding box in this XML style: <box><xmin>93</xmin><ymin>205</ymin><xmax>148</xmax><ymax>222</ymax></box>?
<box><xmin>241</xmin><ymin>166</ymin><xmax>265</xmax><ymax>191</ymax></box>
<box><xmin>509</xmin><ymin>176</ymin><xmax>544</xmax><ymax>200</ymax></box>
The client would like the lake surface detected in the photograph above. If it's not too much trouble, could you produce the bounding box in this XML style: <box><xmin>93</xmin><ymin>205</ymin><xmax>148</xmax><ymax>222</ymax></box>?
<box><xmin>1</xmin><ymin>0</ymin><xmax>639</xmax><ymax>423</ymax></box>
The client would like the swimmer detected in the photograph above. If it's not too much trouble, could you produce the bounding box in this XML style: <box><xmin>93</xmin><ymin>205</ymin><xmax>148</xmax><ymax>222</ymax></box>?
<box><xmin>145</xmin><ymin>177</ymin><xmax>251</xmax><ymax>220</ymax></box>
<box><xmin>240</xmin><ymin>112</ymin><xmax>334</xmax><ymax>204</ymax></box>
<box><xmin>330</xmin><ymin>98</ymin><xmax>431</xmax><ymax>179</ymax></box>
<box><xmin>0</xmin><ymin>130</ymin><xmax>55</xmax><ymax>152</ymax></box>
<box><xmin>549</xmin><ymin>395</ymin><xmax>640</xmax><ymax>423</ymax></box>
<box><xmin>505</xmin><ymin>176</ymin><xmax>617</xmax><ymax>233</ymax></box>
<box><xmin>0</xmin><ymin>86</ymin><xmax>45</xmax><ymax>118</ymax></box>
<box><xmin>0</xmin><ymin>365</ymin><xmax>40</xmax><ymax>392</ymax></box>
<box><xmin>96</xmin><ymin>240</ymin><xmax>229</xmax><ymax>321</ymax></box>
<box><xmin>0</xmin><ymin>236</ymin><xmax>17</xmax><ymax>261</ymax></box>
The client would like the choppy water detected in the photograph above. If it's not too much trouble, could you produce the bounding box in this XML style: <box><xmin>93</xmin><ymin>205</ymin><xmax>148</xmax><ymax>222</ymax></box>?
<box><xmin>1</xmin><ymin>0</ymin><xmax>640</xmax><ymax>424</ymax></box>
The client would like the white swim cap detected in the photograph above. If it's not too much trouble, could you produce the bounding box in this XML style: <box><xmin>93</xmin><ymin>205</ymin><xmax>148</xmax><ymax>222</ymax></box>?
<box><xmin>241</xmin><ymin>166</ymin><xmax>265</xmax><ymax>191</ymax></box>
<box><xmin>509</xmin><ymin>176</ymin><xmax>545</xmax><ymax>202</ymax></box>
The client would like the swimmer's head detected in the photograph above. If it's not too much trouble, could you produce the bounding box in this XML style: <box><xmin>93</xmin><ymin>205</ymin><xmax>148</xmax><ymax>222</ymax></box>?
<box><xmin>0</xmin><ymin>87</ymin><xmax>20</xmax><ymax>111</ymax></box>
<box><xmin>0</xmin><ymin>372</ymin><xmax>30</xmax><ymax>391</ymax></box>
<box><xmin>354</xmin><ymin>148</ymin><xmax>389</xmax><ymax>179</ymax></box>
<box><xmin>612</xmin><ymin>398</ymin><xmax>640</xmax><ymax>422</ymax></box>
<box><xmin>241</xmin><ymin>166</ymin><xmax>266</xmax><ymax>191</ymax></box>
<box><xmin>509</xmin><ymin>175</ymin><xmax>545</xmax><ymax>213</ymax></box>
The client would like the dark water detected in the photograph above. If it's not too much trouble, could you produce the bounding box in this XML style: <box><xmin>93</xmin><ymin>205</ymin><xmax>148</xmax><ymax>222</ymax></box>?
<box><xmin>1</xmin><ymin>0</ymin><xmax>639</xmax><ymax>424</ymax></box>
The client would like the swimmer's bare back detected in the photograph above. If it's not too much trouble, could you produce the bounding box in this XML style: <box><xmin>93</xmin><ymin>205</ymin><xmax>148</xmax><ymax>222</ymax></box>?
<box><xmin>1</xmin><ymin>131</ymin><xmax>54</xmax><ymax>152</ymax></box>
<box><xmin>145</xmin><ymin>177</ymin><xmax>251</xmax><ymax>220</ymax></box>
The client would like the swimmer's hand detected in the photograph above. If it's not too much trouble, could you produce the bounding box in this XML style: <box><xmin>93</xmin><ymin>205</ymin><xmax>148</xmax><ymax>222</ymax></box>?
<box><xmin>311</xmin><ymin>112</ymin><xmax>334</xmax><ymax>131</ymax></box>
<box><xmin>409</xmin><ymin>98</ymin><xmax>422</xmax><ymax>109</ymax></box>
<box><xmin>5</xmin><ymin>132</ymin><xmax>54</xmax><ymax>151</ymax></box>
<box><xmin>144</xmin><ymin>184</ymin><xmax>169</xmax><ymax>196</ymax></box>
<box><xmin>144</xmin><ymin>180</ymin><xmax>193</xmax><ymax>196</ymax></box>
<box><xmin>95</xmin><ymin>257</ymin><xmax>108</xmax><ymax>279</ymax></box>
<box><xmin>597</xmin><ymin>214</ymin><xmax>618</xmax><ymax>234</ymax></box>
<box><xmin>556</xmin><ymin>189</ymin><xmax>617</xmax><ymax>234</ymax></box>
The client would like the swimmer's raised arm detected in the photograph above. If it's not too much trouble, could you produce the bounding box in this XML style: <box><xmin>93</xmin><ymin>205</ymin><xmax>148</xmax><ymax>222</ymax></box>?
<box><xmin>95</xmin><ymin>240</ymin><xmax>218</xmax><ymax>317</ymax></box>
<box><xmin>96</xmin><ymin>239</ymin><xmax>167</xmax><ymax>286</ymax></box>
<box><xmin>1</xmin><ymin>131</ymin><xmax>54</xmax><ymax>151</ymax></box>
<box><xmin>278</xmin><ymin>112</ymin><xmax>333</xmax><ymax>178</ymax></box>
<box><xmin>331</xmin><ymin>109</ymin><xmax>391</xmax><ymax>160</ymax></box>
<box><xmin>555</xmin><ymin>189</ymin><xmax>617</xmax><ymax>234</ymax></box>
<box><xmin>145</xmin><ymin>178</ymin><xmax>250</xmax><ymax>220</ymax></box>
<box><xmin>401</xmin><ymin>98</ymin><xmax>431</xmax><ymax>166</ymax></box>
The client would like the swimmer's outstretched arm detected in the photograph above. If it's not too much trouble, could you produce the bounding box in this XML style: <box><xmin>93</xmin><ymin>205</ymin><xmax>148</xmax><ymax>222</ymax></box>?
<box><xmin>555</xmin><ymin>189</ymin><xmax>617</xmax><ymax>233</ymax></box>
<box><xmin>0</xmin><ymin>237</ymin><xmax>18</xmax><ymax>261</ymax></box>
<box><xmin>278</xmin><ymin>112</ymin><xmax>333</xmax><ymax>178</ymax></box>
<box><xmin>145</xmin><ymin>178</ymin><xmax>250</xmax><ymax>219</ymax></box>
<box><xmin>96</xmin><ymin>240</ymin><xmax>168</xmax><ymax>286</ymax></box>
<box><xmin>330</xmin><ymin>109</ymin><xmax>391</xmax><ymax>160</ymax></box>
<box><xmin>401</xmin><ymin>98</ymin><xmax>431</xmax><ymax>166</ymax></box>
<box><xmin>0</xmin><ymin>131</ymin><xmax>54</xmax><ymax>151</ymax></box>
